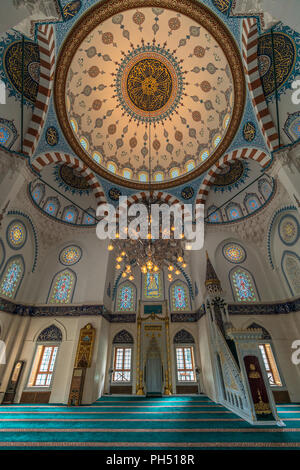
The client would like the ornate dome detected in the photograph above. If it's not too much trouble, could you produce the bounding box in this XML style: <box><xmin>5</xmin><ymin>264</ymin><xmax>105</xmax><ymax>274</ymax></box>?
<box><xmin>55</xmin><ymin>0</ymin><xmax>245</xmax><ymax>188</ymax></box>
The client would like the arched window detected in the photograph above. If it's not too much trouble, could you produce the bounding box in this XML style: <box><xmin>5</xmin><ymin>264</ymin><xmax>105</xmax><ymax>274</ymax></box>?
<box><xmin>173</xmin><ymin>329</ymin><xmax>196</xmax><ymax>382</ymax></box>
<box><xmin>283</xmin><ymin>111</ymin><xmax>300</xmax><ymax>142</ymax></box>
<box><xmin>0</xmin><ymin>256</ymin><xmax>24</xmax><ymax>299</ymax></box>
<box><xmin>31</xmin><ymin>183</ymin><xmax>45</xmax><ymax>205</ymax></box>
<box><xmin>258</xmin><ymin>178</ymin><xmax>272</xmax><ymax>201</ymax></box>
<box><xmin>207</xmin><ymin>205</ymin><xmax>222</xmax><ymax>223</ymax></box>
<box><xmin>27</xmin><ymin>325</ymin><xmax>62</xmax><ymax>389</ymax></box>
<box><xmin>170</xmin><ymin>281</ymin><xmax>190</xmax><ymax>312</ymax></box>
<box><xmin>225</xmin><ymin>202</ymin><xmax>242</xmax><ymax>221</ymax></box>
<box><xmin>116</xmin><ymin>282</ymin><xmax>136</xmax><ymax>312</ymax></box>
<box><xmin>112</xmin><ymin>330</ymin><xmax>133</xmax><ymax>383</ymax></box>
<box><xmin>248</xmin><ymin>323</ymin><xmax>282</xmax><ymax>387</ymax></box>
<box><xmin>144</xmin><ymin>271</ymin><xmax>162</xmax><ymax>298</ymax></box>
<box><xmin>0</xmin><ymin>118</ymin><xmax>18</xmax><ymax>149</ymax></box>
<box><xmin>281</xmin><ymin>251</ymin><xmax>300</xmax><ymax>296</ymax></box>
<box><xmin>230</xmin><ymin>267</ymin><xmax>258</xmax><ymax>302</ymax></box>
<box><xmin>244</xmin><ymin>193</ymin><xmax>261</xmax><ymax>214</ymax></box>
<box><xmin>43</xmin><ymin>197</ymin><xmax>60</xmax><ymax>217</ymax></box>
<box><xmin>82</xmin><ymin>208</ymin><xmax>96</xmax><ymax>225</ymax></box>
<box><xmin>62</xmin><ymin>205</ymin><xmax>79</xmax><ymax>224</ymax></box>
<box><xmin>47</xmin><ymin>269</ymin><xmax>76</xmax><ymax>304</ymax></box>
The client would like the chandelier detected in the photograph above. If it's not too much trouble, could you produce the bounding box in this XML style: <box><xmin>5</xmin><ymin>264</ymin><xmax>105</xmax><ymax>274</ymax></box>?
<box><xmin>107</xmin><ymin>199</ymin><xmax>188</xmax><ymax>282</ymax></box>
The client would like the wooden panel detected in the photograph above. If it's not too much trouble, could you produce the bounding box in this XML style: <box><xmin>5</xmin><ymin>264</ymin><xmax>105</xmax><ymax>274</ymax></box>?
<box><xmin>272</xmin><ymin>390</ymin><xmax>291</xmax><ymax>404</ymax></box>
<box><xmin>176</xmin><ymin>385</ymin><xmax>198</xmax><ymax>394</ymax></box>
<box><xmin>110</xmin><ymin>385</ymin><xmax>132</xmax><ymax>395</ymax></box>
<box><xmin>20</xmin><ymin>391</ymin><xmax>51</xmax><ymax>404</ymax></box>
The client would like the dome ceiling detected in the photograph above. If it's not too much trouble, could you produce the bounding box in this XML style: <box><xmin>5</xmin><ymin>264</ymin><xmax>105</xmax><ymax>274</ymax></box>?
<box><xmin>55</xmin><ymin>0</ymin><xmax>245</xmax><ymax>189</ymax></box>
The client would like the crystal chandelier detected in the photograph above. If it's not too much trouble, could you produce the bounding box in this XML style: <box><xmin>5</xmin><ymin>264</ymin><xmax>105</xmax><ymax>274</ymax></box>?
<box><xmin>107</xmin><ymin>199</ymin><xmax>188</xmax><ymax>282</ymax></box>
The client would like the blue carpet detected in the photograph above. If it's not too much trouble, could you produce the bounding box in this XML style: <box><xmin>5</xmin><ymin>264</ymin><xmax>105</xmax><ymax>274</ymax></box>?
<box><xmin>0</xmin><ymin>396</ymin><xmax>299</xmax><ymax>449</ymax></box>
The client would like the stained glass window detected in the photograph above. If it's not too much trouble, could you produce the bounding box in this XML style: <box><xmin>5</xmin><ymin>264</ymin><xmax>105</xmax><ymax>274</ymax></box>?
<box><xmin>48</xmin><ymin>269</ymin><xmax>76</xmax><ymax>304</ymax></box>
<box><xmin>244</xmin><ymin>194</ymin><xmax>261</xmax><ymax>213</ymax></box>
<box><xmin>207</xmin><ymin>205</ymin><xmax>221</xmax><ymax>223</ymax></box>
<box><xmin>7</xmin><ymin>221</ymin><xmax>27</xmax><ymax>249</ymax></box>
<box><xmin>279</xmin><ymin>216</ymin><xmax>299</xmax><ymax>245</ymax></box>
<box><xmin>116</xmin><ymin>283</ymin><xmax>135</xmax><ymax>311</ymax></box>
<box><xmin>258</xmin><ymin>178</ymin><xmax>272</xmax><ymax>201</ymax></box>
<box><xmin>62</xmin><ymin>205</ymin><xmax>79</xmax><ymax>224</ymax></box>
<box><xmin>226</xmin><ymin>203</ymin><xmax>242</xmax><ymax>221</ymax></box>
<box><xmin>82</xmin><ymin>208</ymin><xmax>96</xmax><ymax>225</ymax></box>
<box><xmin>0</xmin><ymin>126</ymin><xmax>10</xmax><ymax>145</ymax></box>
<box><xmin>223</xmin><ymin>243</ymin><xmax>246</xmax><ymax>263</ymax></box>
<box><xmin>31</xmin><ymin>183</ymin><xmax>45</xmax><ymax>204</ymax></box>
<box><xmin>144</xmin><ymin>272</ymin><xmax>161</xmax><ymax>298</ymax></box>
<box><xmin>59</xmin><ymin>245</ymin><xmax>82</xmax><ymax>266</ymax></box>
<box><xmin>170</xmin><ymin>282</ymin><xmax>189</xmax><ymax>311</ymax></box>
<box><xmin>0</xmin><ymin>256</ymin><xmax>24</xmax><ymax>299</ymax></box>
<box><xmin>231</xmin><ymin>268</ymin><xmax>257</xmax><ymax>302</ymax></box>
<box><xmin>44</xmin><ymin>197</ymin><xmax>60</xmax><ymax>217</ymax></box>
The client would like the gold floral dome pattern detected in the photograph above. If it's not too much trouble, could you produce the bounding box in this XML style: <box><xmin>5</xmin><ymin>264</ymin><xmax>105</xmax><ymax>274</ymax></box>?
<box><xmin>126</xmin><ymin>57</ymin><xmax>173</xmax><ymax>112</ymax></box>
<box><xmin>55</xmin><ymin>0</ymin><xmax>245</xmax><ymax>189</ymax></box>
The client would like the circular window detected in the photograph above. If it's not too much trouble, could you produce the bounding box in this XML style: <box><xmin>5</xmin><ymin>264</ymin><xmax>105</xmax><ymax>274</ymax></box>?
<box><xmin>59</xmin><ymin>245</ymin><xmax>82</xmax><ymax>266</ymax></box>
<box><xmin>223</xmin><ymin>242</ymin><xmax>246</xmax><ymax>264</ymax></box>
<box><xmin>278</xmin><ymin>215</ymin><xmax>299</xmax><ymax>245</ymax></box>
<box><xmin>7</xmin><ymin>220</ymin><xmax>27</xmax><ymax>249</ymax></box>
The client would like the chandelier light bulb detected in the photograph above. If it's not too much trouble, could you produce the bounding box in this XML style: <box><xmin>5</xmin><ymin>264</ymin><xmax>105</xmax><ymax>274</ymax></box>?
<box><xmin>182</xmin><ymin>262</ymin><xmax>187</xmax><ymax>268</ymax></box>
<box><xmin>115</xmin><ymin>232</ymin><xmax>120</xmax><ymax>239</ymax></box>
<box><xmin>121</xmin><ymin>251</ymin><xmax>126</xmax><ymax>257</ymax></box>
<box><xmin>175</xmin><ymin>269</ymin><xmax>180</xmax><ymax>275</ymax></box>
<box><xmin>168</xmin><ymin>265</ymin><xmax>174</xmax><ymax>271</ymax></box>
<box><xmin>122</xmin><ymin>272</ymin><xmax>127</xmax><ymax>278</ymax></box>
<box><xmin>168</xmin><ymin>273</ymin><xmax>173</xmax><ymax>281</ymax></box>
<box><xmin>129</xmin><ymin>275</ymin><xmax>134</xmax><ymax>281</ymax></box>
<box><xmin>116</xmin><ymin>264</ymin><xmax>121</xmax><ymax>270</ymax></box>
<box><xmin>108</xmin><ymin>244</ymin><xmax>114</xmax><ymax>251</ymax></box>
<box><xmin>153</xmin><ymin>265</ymin><xmax>159</xmax><ymax>272</ymax></box>
<box><xmin>126</xmin><ymin>265</ymin><xmax>131</xmax><ymax>273</ymax></box>
<box><xmin>177</xmin><ymin>256</ymin><xmax>183</xmax><ymax>263</ymax></box>
<box><xmin>116</xmin><ymin>256</ymin><xmax>123</xmax><ymax>262</ymax></box>
<box><xmin>141</xmin><ymin>265</ymin><xmax>147</xmax><ymax>274</ymax></box>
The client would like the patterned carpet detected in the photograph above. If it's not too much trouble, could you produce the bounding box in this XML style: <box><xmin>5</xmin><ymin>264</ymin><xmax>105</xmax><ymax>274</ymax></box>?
<box><xmin>0</xmin><ymin>396</ymin><xmax>299</xmax><ymax>449</ymax></box>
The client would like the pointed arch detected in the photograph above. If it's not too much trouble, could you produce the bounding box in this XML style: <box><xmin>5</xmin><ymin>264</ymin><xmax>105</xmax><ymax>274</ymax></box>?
<box><xmin>196</xmin><ymin>148</ymin><xmax>272</xmax><ymax>205</ymax></box>
<box><xmin>247</xmin><ymin>322</ymin><xmax>271</xmax><ymax>340</ymax></box>
<box><xmin>31</xmin><ymin>152</ymin><xmax>106</xmax><ymax>206</ymax></box>
<box><xmin>0</xmin><ymin>255</ymin><xmax>25</xmax><ymax>299</ymax></box>
<box><xmin>173</xmin><ymin>329</ymin><xmax>195</xmax><ymax>344</ymax></box>
<box><xmin>113</xmin><ymin>330</ymin><xmax>134</xmax><ymax>344</ymax></box>
<box><xmin>23</xmin><ymin>25</ymin><xmax>56</xmax><ymax>156</ymax></box>
<box><xmin>37</xmin><ymin>324</ymin><xmax>63</xmax><ymax>342</ymax></box>
<box><xmin>241</xmin><ymin>18</ymin><xmax>279</xmax><ymax>151</ymax></box>
<box><xmin>47</xmin><ymin>268</ymin><xmax>76</xmax><ymax>304</ymax></box>
<box><xmin>169</xmin><ymin>280</ymin><xmax>191</xmax><ymax>312</ymax></box>
<box><xmin>229</xmin><ymin>266</ymin><xmax>259</xmax><ymax>302</ymax></box>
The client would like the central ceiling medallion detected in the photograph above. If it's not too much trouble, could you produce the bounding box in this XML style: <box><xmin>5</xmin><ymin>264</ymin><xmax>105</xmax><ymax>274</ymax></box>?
<box><xmin>55</xmin><ymin>0</ymin><xmax>246</xmax><ymax>189</ymax></box>
<box><xmin>116</xmin><ymin>46</ymin><xmax>183</xmax><ymax>121</ymax></box>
